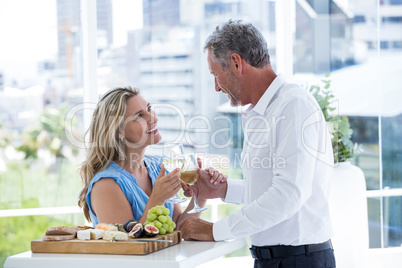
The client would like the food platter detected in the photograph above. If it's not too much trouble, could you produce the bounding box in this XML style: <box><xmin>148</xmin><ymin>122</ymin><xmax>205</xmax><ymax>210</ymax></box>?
<box><xmin>31</xmin><ymin>231</ymin><xmax>182</xmax><ymax>255</ymax></box>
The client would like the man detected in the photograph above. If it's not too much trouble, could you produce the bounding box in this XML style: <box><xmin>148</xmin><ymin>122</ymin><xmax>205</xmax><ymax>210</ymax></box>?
<box><xmin>178</xmin><ymin>20</ymin><xmax>336</xmax><ymax>268</ymax></box>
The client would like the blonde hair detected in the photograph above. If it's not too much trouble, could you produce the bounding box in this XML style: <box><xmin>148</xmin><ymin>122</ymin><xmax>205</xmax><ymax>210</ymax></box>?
<box><xmin>78</xmin><ymin>86</ymin><xmax>139</xmax><ymax>222</ymax></box>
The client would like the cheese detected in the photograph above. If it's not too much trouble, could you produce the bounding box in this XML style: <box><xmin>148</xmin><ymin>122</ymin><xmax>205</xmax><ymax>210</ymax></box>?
<box><xmin>90</xmin><ymin>229</ymin><xmax>104</xmax><ymax>240</ymax></box>
<box><xmin>103</xmin><ymin>231</ymin><xmax>128</xmax><ymax>241</ymax></box>
<box><xmin>77</xmin><ymin>229</ymin><xmax>91</xmax><ymax>240</ymax></box>
<box><xmin>95</xmin><ymin>223</ymin><xmax>118</xmax><ymax>231</ymax></box>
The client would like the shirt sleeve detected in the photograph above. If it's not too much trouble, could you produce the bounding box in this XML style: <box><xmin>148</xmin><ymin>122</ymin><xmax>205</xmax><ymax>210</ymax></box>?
<box><xmin>222</xmin><ymin>179</ymin><xmax>245</xmax><ymax>204</ymax></box>
<box><xmin>213</xmin><ymin>97</ymin><xmax>323</xmax><ymax>241</ymax></box>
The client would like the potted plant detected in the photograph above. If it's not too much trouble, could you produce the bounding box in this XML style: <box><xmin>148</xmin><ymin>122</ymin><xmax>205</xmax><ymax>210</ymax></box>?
<box><xmin>308</xmin><ymin>73</ymin><xmax>357</xmax><ymax>163</ymax></box>
<box><xmin>308</xmin><ymin>73</ymin><xmax>368</xmax><ymax>268</ymax></box>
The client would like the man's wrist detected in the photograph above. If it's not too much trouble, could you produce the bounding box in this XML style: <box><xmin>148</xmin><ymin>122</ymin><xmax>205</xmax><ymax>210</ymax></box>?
<box><xmin>219</xmin><ymin>182</ymin><xmax>228</xmax><ymax>199</ymax></box>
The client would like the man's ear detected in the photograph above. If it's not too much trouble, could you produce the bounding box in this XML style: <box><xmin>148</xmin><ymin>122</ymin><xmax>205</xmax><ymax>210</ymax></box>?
<box><xmin>230</xmin><ymin>53</ymin><xmax>243</xmax><ymax>73</ymax></box>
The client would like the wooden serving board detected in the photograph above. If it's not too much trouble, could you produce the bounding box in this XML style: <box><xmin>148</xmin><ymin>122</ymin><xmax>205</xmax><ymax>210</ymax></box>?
<box><xmin>31</xmin><ymin>231</ymin><xmax>181</xmax><ymax>255</ymax></box>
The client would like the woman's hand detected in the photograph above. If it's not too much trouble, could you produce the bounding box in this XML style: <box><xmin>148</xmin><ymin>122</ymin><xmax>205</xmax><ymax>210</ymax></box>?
<box><xmin>150</xmin><ymin>164</ymin><xmax>181</xmax><ymax>203</ymax></box>
<box><xmin>182</xmin><ymin>167</ymin><xmax>227</xmax><ymax>198</ymax></box>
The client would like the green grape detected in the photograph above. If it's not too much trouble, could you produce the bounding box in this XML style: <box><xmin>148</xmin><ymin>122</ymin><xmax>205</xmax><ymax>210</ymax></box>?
<box><xmin>150</xmin><ymin>207</ymin><xmax>157</xmax><ymax>214</ymax></box>
<box><xmin>168</xmin><ymin>226</ymin><xmax>174</xmax><ymax>233</ymax></box>
<box><xmin>162</xmin><ymin>223</ymin><xmax>169</xmax><ymax>230</ymax></box>
<box><xmin>147</xmin><ymin>214</ymin><xmax>157</xmax><ymax>221</ymax></box>
<box><xmin>159</xmin><ymin>227</ymin><xmax>166</xmax><ymax>235</ymax></box>
<box><xmin>153</xmin><ymin>220</ymin><xmax>162</xmax><ymax>229</ymax></box>
<box><xmin>158</xmin><ymin>215</ymin><xmax>167</xmax><ymax>223</ymax></box>
<box><xmin>162</xmin><ymin>208</ymin><xmax>170</xmax><ymax>216</ymax></box>
<box><xmin>166</xmin><ymin>217</ymin><xmax>173</xmax><ymax>225</ymax></box>
<box><xmin>147</xmin><ymin>221</ymin><xmax>155</xmax><ymax>226</ymax></box>
<box><xmin>156</xmin><ymin>208</ymin><xmax>163</xmax><ymax>215</ymax></box>
<box><xmin>171</xmin><ymin>221</ymin><xmax>176</xmax><ymax>229</ymax></box>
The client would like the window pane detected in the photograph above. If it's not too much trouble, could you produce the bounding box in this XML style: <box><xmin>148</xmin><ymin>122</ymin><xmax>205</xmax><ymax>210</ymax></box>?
<box><xmin>367</xmin><ymin>197</ymin><xmax>381</xmax><ymax>248</ymax></box>
<box><xmin>383</xmin><ymin>196</ymin><xmax>402</xmax><ymax>247</ymax></box>
<box><xmin>293</xmin><ymin>0</ymin><xmax>402</xmax><ymax>249</ymax></box>
<box><xmin>0</xmin><ymin>0</ymin><xmax>84</xmax><ymax>209</ymax></box>
<box><xmin>104</xmin><ymin>0</ymin><xmax>276</xmax><ymax>157</ymax></box>
<box><xmin>379</xmin><ymin>0</ymin><xmax>402</xmax><ymax>248</ymax></box>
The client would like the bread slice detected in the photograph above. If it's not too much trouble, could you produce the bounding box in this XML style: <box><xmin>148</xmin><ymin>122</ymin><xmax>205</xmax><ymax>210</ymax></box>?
<box><xmin>42</xmin><ymin>234</ymin><xmax>76</xmax><ymax>241</ymax></box>
<box><xmin>45</xmin><ymin>226</ymin><xmax>79</xmax><ymax>236</ymax></box>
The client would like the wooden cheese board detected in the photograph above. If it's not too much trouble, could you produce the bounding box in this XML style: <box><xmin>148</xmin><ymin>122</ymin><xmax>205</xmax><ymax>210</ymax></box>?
<box><xmin>31</xmin><ymin>231</ymin><xmax>182</xmax><ymax>255</ymax></box>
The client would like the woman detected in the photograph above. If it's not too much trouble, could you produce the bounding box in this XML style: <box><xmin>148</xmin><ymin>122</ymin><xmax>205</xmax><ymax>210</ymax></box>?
<box><xmin>78</xmin><ymin>87</ymin><xmax>224</xmax><ymax>226</ymax></box>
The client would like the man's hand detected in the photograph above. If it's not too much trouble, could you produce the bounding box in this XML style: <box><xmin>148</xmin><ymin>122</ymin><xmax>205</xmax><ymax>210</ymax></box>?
<box><xmin>178</xmin><ymin>217</ymin><xmax>214</xmax><ymax>241</ymax></box>
<box><xmin>182</xmin><ymin>168</ymin><xmax>228</xmax><ymax>199</ymax></box>
<box><xmin>182</xmin><ymin>158</ymin><xmax>228</xmax><ymax>199</ymax></box>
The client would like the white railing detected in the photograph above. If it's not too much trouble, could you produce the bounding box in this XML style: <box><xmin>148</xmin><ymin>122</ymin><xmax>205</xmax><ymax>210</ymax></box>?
<box><xmin>366</xmin><ymin>188</ymin><xmax>402</xmax><ymax>198</ymax></box>
<box><xmin>0</xmin><ymin>206</ymin><xmax>82</xmax><ymax>218</ymax></box>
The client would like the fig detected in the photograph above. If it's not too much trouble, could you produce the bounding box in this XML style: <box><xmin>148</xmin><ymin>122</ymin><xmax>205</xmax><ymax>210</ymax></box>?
<box><xmin>123</xmin><ymin>220</ymin><xmax>137</xmax><ymax>232</ymax></box>
<box><xmin>128</xmin><ymin>223</ymin><xmax>143</xmax><ymax>238</ymax></box>
<box><xmin>144</xmin><ymin>224</ymin><xmax>159</xmax><ymax>237</ymax></box>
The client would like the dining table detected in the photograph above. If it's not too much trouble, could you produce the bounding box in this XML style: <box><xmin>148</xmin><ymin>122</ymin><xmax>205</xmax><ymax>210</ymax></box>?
<box><xmin>4</xmin><ymin>237</ymin><xmax>248</xmax><ymax>268</ymax></box>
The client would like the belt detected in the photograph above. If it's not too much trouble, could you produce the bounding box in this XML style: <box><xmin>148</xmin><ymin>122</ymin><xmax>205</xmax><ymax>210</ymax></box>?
<box><xmin>250</xmin><ymin>240</ymin><xmax>333</xmax><ymax>260</ymax></box>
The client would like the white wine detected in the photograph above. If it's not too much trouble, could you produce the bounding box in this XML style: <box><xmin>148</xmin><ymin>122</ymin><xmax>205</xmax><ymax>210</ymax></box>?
<box><xmin>163</xmin><ymin>157</ymin><xmax>184</xmax><ymax>172</ymax></box>
<box><xmin>180</xmin><ymin>169</ymin><xmax>199</xmax><ymax>185</ymax></box>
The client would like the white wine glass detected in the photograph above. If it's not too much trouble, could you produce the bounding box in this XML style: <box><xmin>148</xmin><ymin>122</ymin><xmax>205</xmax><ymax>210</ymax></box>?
<box><xmin>162</xmin><ymin>142</ymin><xmax>187</xmax><ymax>203</ymax></box>
<box><xmin>182</xmin><ymin>153</ymin><xmax>207</xmax><ymax>214</ymax></box>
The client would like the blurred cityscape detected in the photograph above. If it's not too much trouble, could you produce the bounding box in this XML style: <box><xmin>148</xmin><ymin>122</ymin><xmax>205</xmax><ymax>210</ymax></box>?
<box><xmin>2</xmin><ymin>0</ymin><xmax>401</xmax><ymax>147</ymax></box>
<box><xmin>0</xmin><ymin>0</ymin><xmax>402</xmax><ymax>248</ymax></box>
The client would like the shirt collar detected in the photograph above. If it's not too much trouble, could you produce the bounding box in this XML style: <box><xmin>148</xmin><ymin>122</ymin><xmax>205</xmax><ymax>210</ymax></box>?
<box><xmin>247</xmin><ymin>74</ymin><xmax>286</xmax><ymax>116</ymax></box>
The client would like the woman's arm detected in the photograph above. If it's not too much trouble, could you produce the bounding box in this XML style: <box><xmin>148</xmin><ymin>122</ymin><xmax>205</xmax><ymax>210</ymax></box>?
<box><xmin>138</xmin><ymin>165</ymin><xmax>182</xmax><ymax>223</ymax></box>
<box><xmin>91</xmin><ymin>177</ymin><xmax>134</xmax><ymax>224</ymax></box>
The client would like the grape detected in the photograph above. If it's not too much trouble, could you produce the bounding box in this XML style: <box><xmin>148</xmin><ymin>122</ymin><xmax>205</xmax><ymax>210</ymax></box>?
<box><xmin>166</xmin><ymin>217</ymin><xmax>173</xmax><ymax>225</ymax></box>
<box><xmin>168</xmin><ymin>226</ymin><xmax>174</xmax><ymax>233</ymax></box>
<box><xmin>162</xmin><ymin>223</ymin><xmax>169</xmax><ymax>231</ymax></box>
<box><xmin>162</xmin><ymin>208</ymin><xmax>170</xmax><ymax>216</ymax></box>
<box><xmin>149</xmin><ymin>207</ymin><xmax>157</xmax><ymax>214</ymax></box>
<box><xmin>147</xmin><ymin>214</ymin><xmax>157</xmax><ymax>221</ymax></box>
<box><xmin>153</xmin><ymin>220</ymin><xmax>163</xmax><ymax>229</ymax></box>
<box><xmin>145</xmin><ymin>205</ymin><xmax>176</xmax><ymax>235</ymax></box>
<box><xmin>156</xmin><ymin>208</ymin><xmax>163</xmax><ymax>215</ymax></box>
<box><xmin>158</xmin><ymin>215</ymin><xmax>167</xmax><ymax>223</ymax></box>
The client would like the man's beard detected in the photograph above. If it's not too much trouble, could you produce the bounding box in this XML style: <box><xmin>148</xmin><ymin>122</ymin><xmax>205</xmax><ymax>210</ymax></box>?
<box><xmin>227</xmin><ymin>72</ymin><xmax>241</xmax><ymax>106</ymax></box>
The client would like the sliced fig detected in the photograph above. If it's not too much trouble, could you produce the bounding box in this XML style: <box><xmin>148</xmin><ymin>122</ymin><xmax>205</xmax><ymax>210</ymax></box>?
<box><xmin>123</xmin><ymin>220</ymin><xmax>137</xmax><ymax>232</ymax></box>
<box><xmin>144</xmin><ymin>224</ymin><xmax>159</xmax><ymax>237</ymax></box>
<box><xmin>128</xmin><ymin>223</ymin><xmax>143</xmax><ymax>238</ymax></box>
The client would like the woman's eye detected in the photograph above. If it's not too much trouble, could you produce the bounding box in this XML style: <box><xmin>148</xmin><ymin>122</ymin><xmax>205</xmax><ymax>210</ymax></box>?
<box><xmin>148</xmin><ymin>106</ymin><xmax>152</xmax><ymax>112</ymax></box>
<box><xmin>134</xmin><ymin>114</ymin><xmax>142</xmax><ymax>120</ymax></box>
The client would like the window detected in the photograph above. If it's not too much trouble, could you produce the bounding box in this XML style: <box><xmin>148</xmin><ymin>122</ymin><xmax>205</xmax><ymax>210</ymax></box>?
<box><xmin>1</xmin><ymin>0</ymin><xmax>401</xmax><ymax>266</ymax></box>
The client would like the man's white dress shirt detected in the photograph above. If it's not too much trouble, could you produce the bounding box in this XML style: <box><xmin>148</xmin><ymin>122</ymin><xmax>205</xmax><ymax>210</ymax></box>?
<box><xmin>213</xmin><ymin>74</ymin><xmax>334</xmax><ymax>246</ymax></box>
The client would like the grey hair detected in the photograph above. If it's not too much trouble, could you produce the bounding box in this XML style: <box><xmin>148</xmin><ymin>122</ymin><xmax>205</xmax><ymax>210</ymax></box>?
<box><xmin>204</xmin><ymin>19</ymin><xmax>270</xmax><ymax>69</ymax></box>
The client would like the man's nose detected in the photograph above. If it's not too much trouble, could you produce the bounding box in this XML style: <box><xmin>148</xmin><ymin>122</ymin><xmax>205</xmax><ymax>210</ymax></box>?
<box><xmin>214</xmin><ymin>77</ymin><xmax>221</xmax><ymax>92</ymax></box>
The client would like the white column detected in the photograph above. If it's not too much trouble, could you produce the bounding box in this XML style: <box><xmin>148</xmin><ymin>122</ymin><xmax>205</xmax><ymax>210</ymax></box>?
<box><xmin>81</xmin><ymin>0</ymin><xmax>98</xmax><ymax>132</ymax></box>
<box><xmin>275</xmin><ymin>0</ymin><xmax>295</xmax><ymax>77</ymax></box>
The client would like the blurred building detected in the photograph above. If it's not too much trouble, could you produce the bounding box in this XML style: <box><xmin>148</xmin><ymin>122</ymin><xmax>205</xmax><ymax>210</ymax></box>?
<box><xmin>133</xmin><ymin>0</ymin><xmax>265</xmax><ymax>154</ymax></box>
<box><xmin>143</xmin><ymin>0</ymin><xmax>180</xmax><ymax>27</ymax></box>
<box><xmin>0</xmin><ymin>86</ymin><xmax>45</xmax><ymax>132</ymax></box>
<box><xmin>56</xmin><ymin>0</ymin><xmax>113</xmax><ymax>84</ymax></box>
<box><xmin>350</xmin><ymin>0</ymin><xmax>402</xmax><ymax>50</ymax></box>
